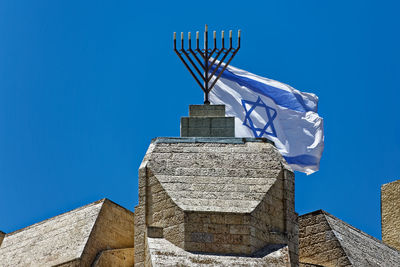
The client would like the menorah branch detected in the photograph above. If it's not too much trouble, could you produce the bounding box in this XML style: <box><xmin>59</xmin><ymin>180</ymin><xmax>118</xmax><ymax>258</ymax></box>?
<box><xmin>174</xmin><ymin>25</ymin><xmax>240</xmax><ymax>104</ymax></box>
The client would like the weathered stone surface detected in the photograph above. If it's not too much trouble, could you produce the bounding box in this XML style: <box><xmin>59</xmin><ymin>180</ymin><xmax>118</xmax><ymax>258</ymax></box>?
<box><xmin>0</xmin><ymin>199</ymin><xmax>103</xmax><ymax>266</ymax></box>
<box><xmin>148</xmin><ymin>140</ymin><xmax>285</xmax><ymax>213</ymax></box>
<box><xmin>381</xmin><ymin>179</ymin><xmax>400</xmax><ymax>251</ymax></box>
<box><xmin>299</xmin><ymin>210</ymin><xmax>400</xmax><ymax>267</ymax></box>
<box><xmin>93</xmin><ymin>248</ymin><xmax>134</xmax><ymax>267</ymax></box>
<box><xmin>134</xmin><ymin>137</ymin><xmax>297</xmax><ymax>266</ymax></box>
<box><xmin>181</xmin><ymin>104</ymin><xmax>235</xmax><ymax>137</ymax></box>
<box><xmin>148</xmin><ymin>227</ymin><xmax>163</xmax><ymax>238</ymax></box>
<box><xmin>189</xmin><ymin>104</ymin><xmax>226</xmax><ymax>117</ymax></box>
<box><xmin>0</xmin><ymin>199</ymin><xmax>135</xmax><ymax>267</ymax></box>
<box><xmin>181</xmin><ymin>117</ymin><xmax>235</xmax><ymax>137</ymax></box>
<box><xmin>0</xmin><ymin>231</ymin><xmax>5</xmax><ymax>246</ymax></box>
<box><xmin>147</xmin><ymin>237</ymin><xmax>291</xmax><ymax>266</ymax></box>
<box><xmin>56</xmin><ymin>259</ymin><xmax>82</xmax><ymax>267</ymax></box>
<box><xmin>299</xmin><ymin>263</ymin><xmax>324</xmax><ymax>267</ymax></box>
<box><xmin>80</xmin><ymin>199</ymin><xmax>135</xmax><ymax>266</ymax></box>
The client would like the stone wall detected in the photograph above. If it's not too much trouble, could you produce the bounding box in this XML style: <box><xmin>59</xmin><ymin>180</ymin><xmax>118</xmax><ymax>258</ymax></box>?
<box><xmin>180</xmin><ymin>161</ymin><xmax>296</xmax><ymax>262</ymax></box>
<box><xmin>134</xmin><ymin>142</ymin><xmax>155</xmax><ymax>267</ymax></box>
<box><xmin>300</xmin><ymin>209</ymin><xmax>400</xmax><ymax>266</ymax></box>
<box><xmin>146</xmin><ymin>170</ymin><xmax>185</xmax><ymax>248</ymax></box>
<box><xmin>299</xmin><ymin>211</ymin><xmax>351</xmax><ymax>266</ymax></box>
<box><xmin>185</xmin><ymin>211</ymin><xmax>253</xmax><ymax>254</ymax></box>
<box><xmin>0</xmin><ymin>200</ymin><xmax>104</xmax><ymax>266</ymax></box>
<box><xmin>92</xmin><ymin>248</ymin><xmax>134</xmax><ymax>267</ymax></box>
<box><xmin>250</xmin><ymin>169</ymin><xmax>298</xmax><ymax>265</ymax></box>
<box><xmin>134</xmin><ymin>138</ymin><xmax>298</xmax><ymax>266</ymax></box>
<box><xmin>134</xmin><ymin>144</ymin><xmax>187</xmax><ymax>267</ymax></box>
<box><xmin>381</xmin><ymin>179</ymin><xmax>400</xmax><ymax>251</ymax></box>
<box><xmin>134</xmin><ymin>202</ymin><xmax>146</xmax><ymax>266</ymax></box>
<box><xmin>80</xmin><ymin>199</ymin><xmax>135</xmax><ymax>266</ymax></box>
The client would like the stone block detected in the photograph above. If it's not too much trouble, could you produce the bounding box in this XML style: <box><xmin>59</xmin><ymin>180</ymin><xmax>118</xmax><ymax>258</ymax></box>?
<box><xmin>147</xmin><ymin>227</ymin><xmax>163</xmax><ymax>238</ymax></box>
<box><xmin>181</xmin><ymin>117</ymin><xmax>235</xmax><ymax>137</ymax></box>
<box><xmin>230</xmin><ymin>225</ymin><xmax>250</xmax><ymax>235</ymax></box>
<box><xmin>186</xmin><ymin>127</ymin><xmax>211</xmax><ymax>137</ymax></box>
<box><xmin>225</xmin><ymin>234</ymin><xmax>244</xmax><ymax>245</ymax></box>
<box><xmin>185</xmin><ymin>241</ymin><xmax>205</xmax><ymax>251</ymax></box>
<box><xmin>191</xmin><ymin>232</ymin><xmax>214</xmax><ymax>243</ymax></box>
<box><xmin>189</xmin><ymin>105</ymin><xmax>225</xmax><ymax>117</ymax></box>
<box><xmin>210</xmin><ymin>214</ymin><xmax>226</xmax><ymax>224</ymax></box>
<box><xmin>210</xmin><ymin>126</ymin><xmax>235</xmax><ymax>137</ymax></box>
<box><xmin>204</xmin><ymin>223</ymin><xmax>229</xmax><ymax>234</ymax></box>
<box><xmin>92</xmin><ymin>248</ymin><xmax>134</xmax><ymax>267</ymax></box>
<box><xmin>188</xmin><ymin>117</ymin><xmax>212</xmax><ymax>128</ymax></box>
<box><xmin>185</xmin><ymin>222</ymin><xmax>204</xmax><ymax>232</ymax></box>
<box><xmin>181</xmin><ymin>106</ymin><xmax>235</xmax><ymax>137</ymax></box>
<box><xmin>225</xmin><ymin>214</ymin><xmax>243</xmax><ymax>225</ymax></box>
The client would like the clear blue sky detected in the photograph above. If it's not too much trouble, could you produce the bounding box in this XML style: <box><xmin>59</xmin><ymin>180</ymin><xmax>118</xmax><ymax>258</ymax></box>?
<box><xmin>1</xmin><ymin>1</ymin><xmax>399</xmax><ymax>240</ymax></box>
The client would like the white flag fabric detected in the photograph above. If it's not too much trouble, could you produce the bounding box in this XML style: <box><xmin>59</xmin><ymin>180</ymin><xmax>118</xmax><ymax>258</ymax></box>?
<box><xmin>210</xmin><ymin>64</ymin><xmax>324</xmax><ymax>174</ymax></box>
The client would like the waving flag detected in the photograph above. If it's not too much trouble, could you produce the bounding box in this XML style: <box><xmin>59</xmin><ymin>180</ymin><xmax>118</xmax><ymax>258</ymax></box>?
<box><xmin>210</xmin><ymin>64</ymin><xmax>324</xmax><ymax>174</ymax></box>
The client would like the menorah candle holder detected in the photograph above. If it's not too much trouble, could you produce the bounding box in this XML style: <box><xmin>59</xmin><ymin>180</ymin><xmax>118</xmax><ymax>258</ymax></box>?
<box><xmin>174</xmin><ymin>25</ymin><xmax>241</xmax><ymax>104</ymax></box>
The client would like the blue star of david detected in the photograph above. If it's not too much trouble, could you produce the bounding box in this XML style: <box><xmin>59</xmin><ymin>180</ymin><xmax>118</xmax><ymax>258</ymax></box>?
<box><xmin>241</xmin><ymin>96</ymin><xmax>277</xmax><ymax>138</ymax></box>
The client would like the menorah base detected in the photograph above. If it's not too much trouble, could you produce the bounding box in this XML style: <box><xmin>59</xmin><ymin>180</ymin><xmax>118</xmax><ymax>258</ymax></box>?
<box><xmin>181</xmin><ymin>105</ymin><xmax>235</xmax><ymax>137</ymax></box>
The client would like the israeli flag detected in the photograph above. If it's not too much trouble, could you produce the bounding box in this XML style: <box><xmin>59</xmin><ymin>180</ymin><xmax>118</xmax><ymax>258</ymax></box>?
<box><xmin>210</xmin><ymin>64</ymin><xmax>324</xmax><ymax>174</ymax></box>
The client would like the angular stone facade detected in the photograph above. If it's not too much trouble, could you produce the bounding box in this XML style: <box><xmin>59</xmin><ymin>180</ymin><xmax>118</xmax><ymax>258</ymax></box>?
<box><xmin>299</xmin><ymin>210</ymin><xmax>400</xmax><ymax>266</ymax></box>
<box><xmin>299</xmin><ymin>211</ymin><xmax>351</xmax><ymax>266</ymax></box>
<box><xmin>93</xmin><ymin>248</ymin><xmax>135</xmax><ymax>267</ymax></box>
<box><xmin>381</xmin><ymin>179</ymin><xmax>400</xmax><ymax>251</ymax></box>
<box><xmin>1</xmin><ymin>164</ymin><xmax>400</xmax><ymax>267</ymax></box>
<box><xmin>0</xmin><ymin>199</ymin><xmax>134</xmax><ymax>266</ymax></box>
<box><xmin>134</xmin><ymin>137</ymin><xmax>298</xmax><ymax>266</ymax></box>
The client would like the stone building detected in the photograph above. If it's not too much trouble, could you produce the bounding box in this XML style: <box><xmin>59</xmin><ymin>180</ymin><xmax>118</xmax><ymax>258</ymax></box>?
<box><xmin>0</xmin><ymin>199</ymin><xmax>134</xmax><ymax>266</ymax></box>
<box><xmin>0</xmin><ymin>104</ymin><xmax>400</xmax><ymax>266</ymax></box>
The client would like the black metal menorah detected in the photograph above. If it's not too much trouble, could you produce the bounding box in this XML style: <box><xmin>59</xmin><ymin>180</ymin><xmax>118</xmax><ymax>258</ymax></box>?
<box><xmin>174</xmin><ymin>25</ymin><xmax>240</xmax><ymax>104</ymax></box>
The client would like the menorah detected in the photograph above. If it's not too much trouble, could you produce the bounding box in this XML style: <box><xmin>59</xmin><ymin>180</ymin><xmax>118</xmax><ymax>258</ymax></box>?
<box><xmin>174</xmin><ymin>25</ymin><xmax>241</xmax><ymax>104</ymax></box>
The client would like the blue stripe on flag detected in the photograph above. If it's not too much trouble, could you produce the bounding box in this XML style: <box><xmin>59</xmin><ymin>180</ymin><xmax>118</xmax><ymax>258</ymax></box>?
<box><xmin>212</xmin><ymin>66</ymin><xmax>315</xmax><ymax>113</ymax></box>
<box><xmin>283</xmin><ymin>155</ymin><xmax>318</xmax><ymax>166</ymax></box>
